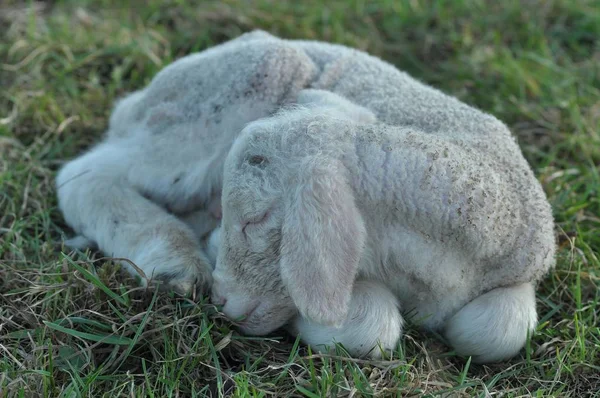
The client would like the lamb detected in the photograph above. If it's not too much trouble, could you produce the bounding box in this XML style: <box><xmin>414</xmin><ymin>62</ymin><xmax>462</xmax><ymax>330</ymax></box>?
<box><xmin>56</xmin><ymin>30</ymin><xmax>555</xmax><ymax>363</ymax></box>
<box><xmin>56</xmin><ymin>30</ymin><xmax>317</xmax><ymax>294</ymax></box>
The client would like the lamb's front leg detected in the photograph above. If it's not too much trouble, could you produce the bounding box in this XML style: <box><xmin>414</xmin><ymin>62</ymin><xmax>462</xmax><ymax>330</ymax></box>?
<box><xmin>288</xmin><ymin>280</ymin><xmax>403</xmax><ymax>359</ymax></box>
<box><xmin>56</xmin><ymin>143</ymin><xmax>213</xmax><ymax>295</ymax></box>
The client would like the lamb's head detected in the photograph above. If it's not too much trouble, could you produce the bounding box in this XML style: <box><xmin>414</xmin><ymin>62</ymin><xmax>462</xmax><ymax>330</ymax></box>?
<box><xmin>210</xmin><ymin>120</ymin><xmax>293</xmax><ymax>334</ymax></box>
<box><xmin>212</xmin><ymin>93</ymin><xmax>370</xmax><ymax>336</ymax></box>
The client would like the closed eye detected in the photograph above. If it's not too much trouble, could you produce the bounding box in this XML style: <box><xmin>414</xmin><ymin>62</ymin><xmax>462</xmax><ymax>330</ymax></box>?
<box><xmin>242</xmin><ymin>211</ymin><xmax>269</xmax><ymax>237</ymax></box>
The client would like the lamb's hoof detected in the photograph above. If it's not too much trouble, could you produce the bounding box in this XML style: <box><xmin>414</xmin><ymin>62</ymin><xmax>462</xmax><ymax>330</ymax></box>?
<box><xmin>153</xmin><ymin>266</ymin><xmax>213</xmax><ymax>299</ymax></box>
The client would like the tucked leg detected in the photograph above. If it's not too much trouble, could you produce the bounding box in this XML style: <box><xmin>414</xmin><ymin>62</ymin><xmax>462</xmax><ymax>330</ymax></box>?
<box><xmin>444</xmin><ymin>283</ymin><xmax>537</xmax><ymax>363</ymax></box>
<box><xmin>288</xmin><ymin>280</ymin><xmax>403</xmax><ymax>359</ymax></box>
<box><xmin>56</xmin><ymin>143</ymin><xmax>213</xmax><ymax>295</ymax></box>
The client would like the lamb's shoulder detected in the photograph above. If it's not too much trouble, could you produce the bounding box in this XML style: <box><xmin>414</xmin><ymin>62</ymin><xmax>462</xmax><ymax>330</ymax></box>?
<box><xmin>108</xmin><ymin>32</ymin><xmax>318</xmax><ymax>141</ymax></box>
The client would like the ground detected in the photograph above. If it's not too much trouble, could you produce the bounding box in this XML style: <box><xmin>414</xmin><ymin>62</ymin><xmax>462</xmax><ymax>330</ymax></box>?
<box><xmin>0</xmin><ymin>0</ymin><xmax>599</xmax><ymax>396</ymax></box>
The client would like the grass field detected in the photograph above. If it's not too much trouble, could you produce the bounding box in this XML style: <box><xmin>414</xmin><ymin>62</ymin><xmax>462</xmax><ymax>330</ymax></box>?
<box><xmin>1</xmin><ymin>0</ymin><xmax>599</xmax><ymax>396</ymax></box>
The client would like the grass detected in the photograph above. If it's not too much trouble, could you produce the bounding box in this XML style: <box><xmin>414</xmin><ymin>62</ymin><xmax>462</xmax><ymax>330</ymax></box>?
<box><xmin>0</xmin><ymin>0</ymin><xmax>599</xmax><ymax>396</ymax></box>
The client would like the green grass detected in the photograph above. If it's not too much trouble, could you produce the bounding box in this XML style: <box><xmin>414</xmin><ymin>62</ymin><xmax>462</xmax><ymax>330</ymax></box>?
<box><xmin>1</xmin><ymin>0</ymin><xmax>599</xmax><ymax>396</ymax></box>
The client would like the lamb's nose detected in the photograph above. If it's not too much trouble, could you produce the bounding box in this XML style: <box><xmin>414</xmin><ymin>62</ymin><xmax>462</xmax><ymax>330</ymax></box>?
<box><xmin>210</xmin><ymin>284</ymin><xmax>227</xmax><ymax>306</ymax></box>
<box><xmin>212</xmin><ymin>295</ymin><xmax>227</xmax><ymax>307</ymax></box>
<box><xmin>218</xmin><ymin>297</ymin><xmax>261</xmax><ymax>322</ymax></box>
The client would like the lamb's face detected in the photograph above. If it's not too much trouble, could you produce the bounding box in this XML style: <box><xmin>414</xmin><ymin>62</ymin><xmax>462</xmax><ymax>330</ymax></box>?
<box><xmin>213</xmin><ymin>103</ymin><xmax>367</xmax><ymax>335</ymax></box>
<box><xmin>211</xmin><ymin>122</ymin><xmax>297</xmax><ymax>335</ymax></box>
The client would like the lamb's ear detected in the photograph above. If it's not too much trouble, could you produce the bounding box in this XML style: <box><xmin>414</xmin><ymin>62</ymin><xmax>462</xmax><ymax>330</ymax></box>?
<box><xmin>280</xmin><ymin>159</ymin><xmax>366</xmax><ymax>327</ymax></box>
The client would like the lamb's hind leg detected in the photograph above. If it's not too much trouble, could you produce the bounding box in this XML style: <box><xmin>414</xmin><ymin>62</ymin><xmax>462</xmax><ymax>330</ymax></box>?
<box><xmin>444</xmin><ymin>283</ymin><xmax>537</xmax><ymax>363</ymax></box>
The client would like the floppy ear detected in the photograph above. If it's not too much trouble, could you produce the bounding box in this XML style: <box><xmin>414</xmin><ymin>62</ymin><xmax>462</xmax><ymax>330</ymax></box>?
<box><xmin>280</xmin><ymin>159</ymin><xmax>366</xmax><ymax>327</ymax></box>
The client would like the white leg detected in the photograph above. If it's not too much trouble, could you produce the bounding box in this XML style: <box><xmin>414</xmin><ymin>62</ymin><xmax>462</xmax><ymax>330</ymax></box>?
<box><xmin>56</xmin><ymin>143</ymin><xmax>213</xmax><ymax>295</ymax></box>
<box><xmin>288</xmin><ymin>280</ymin><xmax>403</xmax><ymax>359</ymax></box>
<box><xmin>199</xmin><ymin>226</ymin><xmax>221</xmax><ymax>270</ymax></box>
<box><xmin>444</xmin><ymin>283</ymin><xmax>537</xmax><ymax>363</ymax></box>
